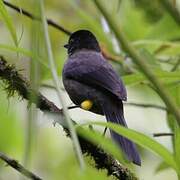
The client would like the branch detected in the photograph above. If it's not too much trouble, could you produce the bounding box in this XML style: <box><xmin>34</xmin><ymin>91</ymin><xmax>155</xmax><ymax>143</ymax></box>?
<box><xmin>153</xmin><ymin>133</ymin><xmax>174</xmax><ymax>137</ymax></box>
<box><xmin>0</xmin><ymin>56</ymin><xmax>62</xmax><ymax>113</ymax></box>
<box><xmin>3</xmin><ymin>0</ymin><xmax>71</xmax><ymax>36</ymax></box>
<box><xmin>125</xmin><ymin>102</ymin><xmax>167</xmax><ymax>111</ymax></box>
<box><xmin>69</xmin><ymin>103</ymin><xmax>167</xmax><ymax>112</ymax></box>
<box><xmin>94</xmin><ymin>0</ymin><xmax>180</xmax><ymax>126</ymax></box>
<box><xmin>0</xmin><ymin>152</ymin><xmax>42</xmax><ymax>180</ymax></box>
<box><xmin>0</xmin><ymin>56</ymin><xmax>137</xmax><ymax>180</ymax></box>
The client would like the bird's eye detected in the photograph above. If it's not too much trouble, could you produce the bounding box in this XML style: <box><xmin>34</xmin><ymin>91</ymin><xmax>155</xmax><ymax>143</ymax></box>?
<box><xmin>69</xmin><ymin>39</ymin><xmax>74</xmax><ymax>43</ymax></box>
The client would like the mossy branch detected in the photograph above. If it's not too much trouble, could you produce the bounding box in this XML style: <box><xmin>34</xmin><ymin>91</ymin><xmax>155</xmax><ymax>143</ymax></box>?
<box><xmin>0</xmin><ymin>56</ymin><xmax>137</xmax><ymax>180</ymax></box>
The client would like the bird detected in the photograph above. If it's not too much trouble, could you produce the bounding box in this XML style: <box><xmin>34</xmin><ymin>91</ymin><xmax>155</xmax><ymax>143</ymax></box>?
<box><xmin>62</xmin><ymin>29</ymin><xmax>141</xmax><ymax>165</ymax></box>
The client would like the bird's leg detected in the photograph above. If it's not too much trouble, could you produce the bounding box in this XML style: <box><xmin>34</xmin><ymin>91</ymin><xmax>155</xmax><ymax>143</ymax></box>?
<box><xmin>102</xmin><ymin>127</ymin><xmax>107</xmax><ymax>136</ymax></box>
<box><xmin>68</xmin><ymin>105</ymin><xmax>80</xmax><ymax>110</ymax></box>
<box><xmin>88</xmin><ymin>125</ymin><xmax>94</xmax><ymax>131</ymax></box>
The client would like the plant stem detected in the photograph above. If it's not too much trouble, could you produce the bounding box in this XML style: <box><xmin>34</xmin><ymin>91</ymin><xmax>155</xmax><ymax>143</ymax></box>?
<box><xmin>94</xmin><ymin>0</ymin><xmax>180</xmax><ymax>125</ymax></box>
<box><xmin>0</xmin><ymin>152</ymin><xmax>42</xmax><ymax>180</ymax></box>
<box><xmin>39</xmin><ymin>0</ymin><xmax>85</xmax><ymax>170</ymax></box>
<box><xmin>171</xmin><ymin>58</ymin><xmax>180</xmax><ymax>71</ymax></box>
<box><xmin>153</xmin><ymin>133</ymin><xmax>174</xmax><ymax>137</ymax></box>
<box><xmin>161</xmin><ymin>0</ymin><xmax>180</xmax><ymax>25</ymax></box>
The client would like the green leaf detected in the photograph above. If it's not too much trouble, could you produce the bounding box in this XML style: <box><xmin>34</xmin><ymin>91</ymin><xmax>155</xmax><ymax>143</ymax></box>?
<box><xmin>71</xmin><ymin>165</ymin><xmax>108</xmax><ymax>180</ymax></box>
<box><xmin>166</xmin><ymin>112</ymin><xmax>176</xmax><ymax>134</ymax></box>
<box><xmin>0</xmin><ymin>44</ymin><xmax>49</xmax><ymax>69</ymax></box>
<box><xmin>54</xmin><ymin>157</ymin><xmax>108</xmax><ymax>180</ymax></box>
<box><xmin>76</xmin><ymin>126</ymin><xmax>126</xmax><ymax>164</ymax></box>
<box><xmin>155</xmin><ymin>161</ymin><xmax>170</xmax><ymax>173</ymax></box>
<box><xmin>132</xmin><ymin>39</ymin><xmax>180</xmax><ymax>57</ymax></box>
<box><xmin>0</xmin><ymin>43</ymin><xmax>33</xmax><ymax>57</ymax></box>
<box><xmin>118</xmin><ymin>0</ymin><xmax>151</xmax><ymax>41</ymax></box>
<box><xmin>123</xmin><ymin>70</ymin><xmax>180</xmax><ymax>86</ymax></box>
<box><xmin>139</xmin><ymin>48</ymin><xmax>160</xmax><ymax>69</ymax></box>
<box><xmin>147</xmin><ymin>14</ymin><xmax>180</xmax><ymax>41</ymax></box>
<box><xmin>0</xmin><ymin>0</ymin><xmax>18</xmax><ymax>46</ymax></box>
<box><xmin>80</xmin><ymin>121</ymin><xmax>178</xmax><ymax>171</ymax></box>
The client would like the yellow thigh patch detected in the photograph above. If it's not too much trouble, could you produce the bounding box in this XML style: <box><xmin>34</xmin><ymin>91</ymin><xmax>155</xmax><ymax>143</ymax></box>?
<box><xmin>81</xmin><ymin>100</ymin><xmax>93</xmax><ymax>111</ymax></box>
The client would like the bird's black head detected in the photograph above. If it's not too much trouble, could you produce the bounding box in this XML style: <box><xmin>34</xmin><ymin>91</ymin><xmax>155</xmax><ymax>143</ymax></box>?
<box><xmin>64</xmin><ymin>30</ymin><xmax>101</xmax><ymax>55</ymax></box>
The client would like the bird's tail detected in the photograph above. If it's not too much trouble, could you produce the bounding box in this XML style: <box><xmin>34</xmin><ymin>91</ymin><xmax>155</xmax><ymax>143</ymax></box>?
<box><xmin>102</xmin><ymin>101</ymin><xmax>141</xmax><ymax>165</ymax></box>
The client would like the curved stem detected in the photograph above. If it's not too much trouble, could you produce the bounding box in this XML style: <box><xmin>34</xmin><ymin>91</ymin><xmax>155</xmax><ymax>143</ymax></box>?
<box><xmin>39</xmin><ymin>0</ymin><xmax>85</xmax><ymax>170</ymax></box>
<box><xmin>153</xmin><ymin>133</ymin><xmax>174</xmax><ymax>137</ymax></box>
<box><xmin>93</xmin><ymin>0</ymin><xmax>180</xmax><ymax>125</ymax></box>
<box><xmin>161</xmin><ymin>0</ymin><xmax>180</xmax><ymax>25</ymax></box>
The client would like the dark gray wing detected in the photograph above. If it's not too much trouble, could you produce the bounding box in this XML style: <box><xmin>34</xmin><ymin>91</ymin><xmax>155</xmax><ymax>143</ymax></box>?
<box><xmin>63</xmin><ymin>51</ymin><xmax>127</xmax><ymax>101</ymax></box>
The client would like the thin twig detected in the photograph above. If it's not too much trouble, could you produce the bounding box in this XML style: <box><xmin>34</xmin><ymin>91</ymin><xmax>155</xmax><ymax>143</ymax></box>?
<box><xmin>40</xmin><ymin>83</ymin><xmax>167</xmax><ymax>111</ymax></box>
<box><xmin>125</xmin><ymin>102</ymin><xmax>167</xmax><ymax>111</ymax></box>
<box><xmin>68</xmin><ymin>102</ymin><xmax>167</xmax><ymax>111</ymax></box>
<box><xmin>153</xmin><ymin>133</ymin><xmax>174</xmax><ymax>137</ymax></box>
<box><xmin>0</xmin><ymin>152</ymin><xmax>42</xmax><ymax>180</ymax></box>
<box><xmin>3</xmin><ymin>0</ymin><xmax>71</xmax><ymax>35</ymax></box>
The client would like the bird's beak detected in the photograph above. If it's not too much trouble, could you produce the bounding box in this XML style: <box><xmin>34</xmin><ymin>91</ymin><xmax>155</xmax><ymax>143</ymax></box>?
<box><xmin>64</xmin><ymin>44</ymin><xmax>69</xmax><ymax>49</ymax></box>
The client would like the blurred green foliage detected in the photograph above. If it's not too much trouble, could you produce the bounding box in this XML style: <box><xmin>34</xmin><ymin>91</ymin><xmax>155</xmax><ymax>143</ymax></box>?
<box><xmin>0</xmin><ymin>0</ymin><xmax>180</xmax><ymax>179</ymax></box>
<box><xmin>0</xmin><ymin>93</ymin><xmax>23</xmax><ymax>158</ymax></box>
